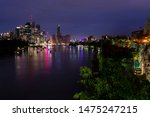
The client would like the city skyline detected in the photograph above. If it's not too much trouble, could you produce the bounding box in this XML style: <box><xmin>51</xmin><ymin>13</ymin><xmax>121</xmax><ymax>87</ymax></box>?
<box><xmin>0</xmin><ymin>0</ymin><xmax>150</xmax><ymax>38</ymax></box>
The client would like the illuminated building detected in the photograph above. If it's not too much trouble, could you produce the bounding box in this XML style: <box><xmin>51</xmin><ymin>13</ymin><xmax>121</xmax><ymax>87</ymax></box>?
<box><xmin>87</xmin><ymin>35</ymin><xmax>96</xmax><ymax>42</ymax></box>
<box><xmin>36</xmin><ymin>24</ymin><xmax>41</xmax><ymax>31</ymax></box>
<box><xmin>51</xmin><ymin>34</ymin><xmax>56</xmax><ymax>45</ymax></box>
<box><xmin>57</xmin><ymin>24</ymin><xmax>62</xmax><ymax>40</ymax></box>
<box><xmin>15</xmin><ymin>27</ymin><xmax>21</xmax><ymax>39</ymax></box>
<box><xmin>63</xmin><ymin>34</ymin><xmax>71</xmax><ymax>44</ymax></box>
<box><xmin>50</xmin><ymin>25</ymin><xmax>71</xmax><ymax>45</ymax></box>
<box><xmin>31</xmin><ymin>21</ymin><xmax>35</xmax><ymax>28</ymax></box>
<box><xmin>14</xmin><ymin>20</ymin><xmax>46</xmax><ymax>45</ymax></box>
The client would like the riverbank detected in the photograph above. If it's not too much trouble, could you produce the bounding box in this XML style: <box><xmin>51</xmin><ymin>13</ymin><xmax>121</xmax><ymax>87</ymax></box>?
<box><xmin>0</xmin><ymin>40</ymin><xmax>28</xmax><ymax>55</ymax></box>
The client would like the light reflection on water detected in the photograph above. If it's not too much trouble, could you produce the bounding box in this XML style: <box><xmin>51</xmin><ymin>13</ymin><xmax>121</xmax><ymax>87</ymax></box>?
<box><xmin>0</xmin><ymin>46</ymin><xmax>93</xmax><ymax>99</ymax></box>
<box><xmin>15</xmin><ymin>47</ymin><xmax>54</xmax><ymax>80</ymax></box>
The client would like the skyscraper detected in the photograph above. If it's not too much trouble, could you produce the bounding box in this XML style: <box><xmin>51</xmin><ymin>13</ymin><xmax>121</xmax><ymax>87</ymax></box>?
<box><xmin>57</xmin><ymin>24</ymin><xmax>62</xmax><ymax>40</ymax></box>
<box><xmin>50</xmin><ymin>24</ymin><xmax>71</xmax><ymax>45</ymax></box>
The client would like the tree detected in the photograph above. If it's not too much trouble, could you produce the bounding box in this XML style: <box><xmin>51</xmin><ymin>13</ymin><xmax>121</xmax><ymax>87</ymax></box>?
<box><xmin>74</xmin><ymin>54</ymin><xmax>150</xmax><ymax>100</ymax></box>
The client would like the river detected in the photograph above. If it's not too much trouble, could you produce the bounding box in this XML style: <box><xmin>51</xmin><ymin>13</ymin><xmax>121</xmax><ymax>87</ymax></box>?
<box><xmin>0</xmin><ymin>45</ymin><xmax>93</xmax><ymax>99</ymax></box>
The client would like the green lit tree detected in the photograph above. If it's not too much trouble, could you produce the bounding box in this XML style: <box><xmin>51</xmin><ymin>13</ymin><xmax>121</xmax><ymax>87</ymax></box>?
<box><xmin>74</xmin><ymin>53</ymin><xmax>150</xmax><ymax>100</ymax></box>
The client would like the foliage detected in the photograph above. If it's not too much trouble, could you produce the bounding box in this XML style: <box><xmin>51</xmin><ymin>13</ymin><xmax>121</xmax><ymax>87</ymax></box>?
<box><xmin>74</xmin><ymin>53</ymin><xmax>150</xmax><ymax>100</ymax></box>
<box><xmin>0</xmin><ymin>39</ymin><xmax>28</xmax><ymax>55</ymax></box>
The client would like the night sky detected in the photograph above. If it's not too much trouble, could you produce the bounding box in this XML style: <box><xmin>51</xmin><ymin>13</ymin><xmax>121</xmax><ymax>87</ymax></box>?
<box><xmin>0</xmin><ymin>0</ymin><xmax>150</xmax><ymax>38</ymax></box>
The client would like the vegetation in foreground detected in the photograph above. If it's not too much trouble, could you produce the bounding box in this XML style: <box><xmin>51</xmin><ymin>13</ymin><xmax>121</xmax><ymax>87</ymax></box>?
<box><xmin>74</xmin><ymin>47</ymin><xmax>150</xmax><ymax>100</ymax></box>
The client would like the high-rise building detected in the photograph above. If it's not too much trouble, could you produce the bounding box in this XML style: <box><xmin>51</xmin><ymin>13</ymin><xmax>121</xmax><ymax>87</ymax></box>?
<box><xmin>24</xmin><ymin>22</ymin><xmax>32</xmax><ymax>35</ymax></box>
<box><xmin>31</xmin><ymin>21</ymin><xmax>35</xmax><ymax>28</ymax></box>
<box><xmin>36</xmin><ymin>24</ymin><xmax>41</xmax><ymax>31</ymax></box>
<box><xmin>15</xmin><ymin>27</ymin><xmax>21</xmax><ymax>39</ymax></box>
<box><xmin>57</xmin><ymin>24</ymin><xmax>62</xmax><ymax>40</ymax></box>
<box><xmin>49</xmin><ymin>34</ymin><xmax>55</xmax><ymax>45</ymax></box>
<box><xmin>49</xmin><ymin>24</ymin><xmax>71</xmax><ymax>45</ymax></box>
<box><xmin>63</xmin><ymin>34</ymin><xmax>71</xmax><ymax>43</ymax></box>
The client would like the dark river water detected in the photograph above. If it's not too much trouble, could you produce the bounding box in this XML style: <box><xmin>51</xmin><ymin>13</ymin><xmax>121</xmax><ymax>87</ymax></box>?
<box><xmin>0</xmin><ymin>46</ymin><xmax>93</xmax><ymax>100</ymax></box>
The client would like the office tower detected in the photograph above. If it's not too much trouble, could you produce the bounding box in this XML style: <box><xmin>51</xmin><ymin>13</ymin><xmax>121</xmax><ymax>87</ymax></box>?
<box><xmin>36</xmin><ymin>24</ymin><xmax>41</xmax><ymax>31</ymax></box>
<box><xmin>57</xmin><ymin>24</ymin><xmax>62</xmax><ymax>40</ymax></box>
<box><xmin>15</xmin><ymin>27</ymin><xmax>21</xmax><ymax>39</ymax></box>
